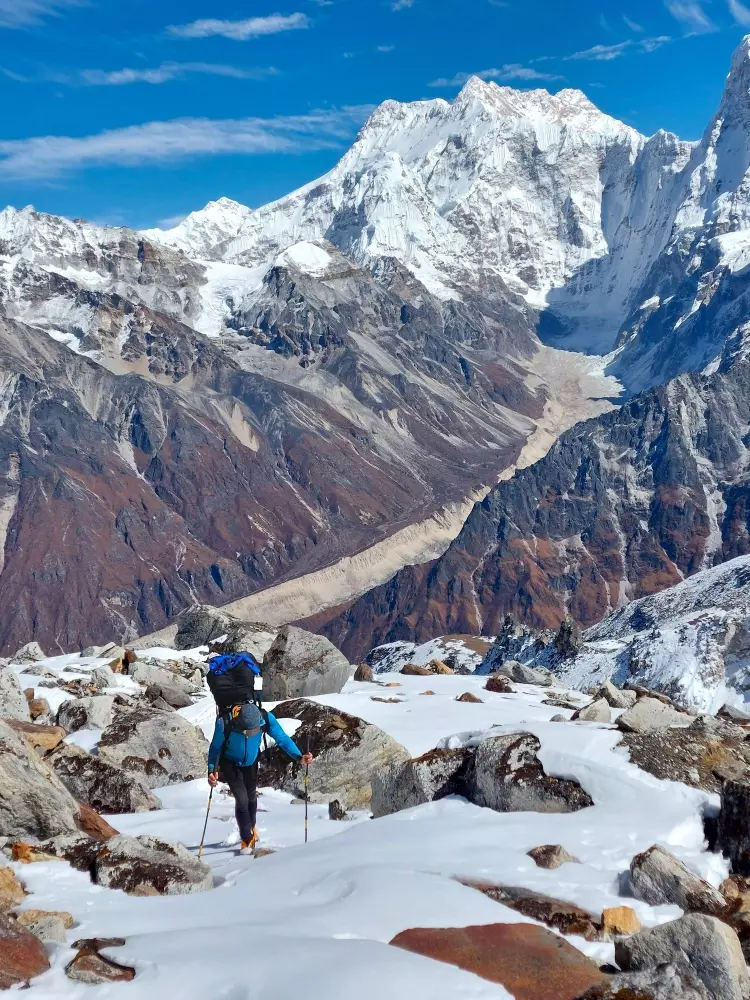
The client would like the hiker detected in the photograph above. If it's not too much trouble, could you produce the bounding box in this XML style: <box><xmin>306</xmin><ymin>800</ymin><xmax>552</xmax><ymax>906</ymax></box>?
<box><xmin>206</xmin><ymin>651</ymin><xmax>313</xmax><ymax>855</ymax></box>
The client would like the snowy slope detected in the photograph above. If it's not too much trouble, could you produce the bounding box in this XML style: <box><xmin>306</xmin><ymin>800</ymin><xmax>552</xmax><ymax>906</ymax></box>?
<box><xmin>11</xmin><ymin>655</ymin><xmax>723</xmax><ymax>1000</ymax></box>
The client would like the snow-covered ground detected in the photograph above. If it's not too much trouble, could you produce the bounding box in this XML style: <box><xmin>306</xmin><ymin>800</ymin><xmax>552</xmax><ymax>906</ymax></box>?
<box><xmin>7</xmin><ymin>652</ymin><xmax>727</xmax><ymax>1000</ymax></box>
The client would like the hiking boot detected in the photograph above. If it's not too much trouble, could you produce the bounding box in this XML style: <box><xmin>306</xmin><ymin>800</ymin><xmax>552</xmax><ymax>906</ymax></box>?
<box><xmin>239</xmin><ymin>828</ymin><xmax>260</xmax><ymax>855</ymax></box>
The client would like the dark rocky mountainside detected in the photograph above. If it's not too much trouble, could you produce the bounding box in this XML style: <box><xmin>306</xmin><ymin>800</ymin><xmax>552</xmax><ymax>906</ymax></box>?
<box><xmin>316</xmin><ymin>338</ymin><xmax>750</xmax><ymax>661</ymax></box>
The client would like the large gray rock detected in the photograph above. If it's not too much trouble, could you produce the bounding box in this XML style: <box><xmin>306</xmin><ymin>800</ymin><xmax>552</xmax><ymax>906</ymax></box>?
<box><xmin>48</xmin><ymin>743</ymin><xmax>162</xmax><ymax>814</ymax></box>
<box><xmin>629</xmin><ymin>845</ymin><xmax>726</xmax><ymax>915</ymax></box>
<box><xmin>582</xmin><ymin>965</ymin><xmax>710</xmax><ymax>999</ymax></box>
<box><xmin>617</xmin><ymin>698</ymin><xmax>693</xmax><ymax>734</ymax></box>
<box><xmin>0</xmin><ymin>719</ymin><xmax>81</xmax><ymax>839</ymax></box>
<box><xmin>0</xmin><ymin>668</ymin><xmax>30</xmax><ymax>722</ymax></box>
<box><xmin>260</xmin><ymin>700</ymin><xmax>409</xmax><ymax>810</ymax></box>
<box><xmin>174</xmin><ymin>604</ymin><xmax>276</xmax><ymax>658</ymax></box>
<box><xmin>128</xmin><ymin>660</ymin><xmax>198</xmax><ymax>693</ymax></box>
<box><xmin>262</xmin><ymin>626</ymin><xmax>350</xmax><ymax>701</ymax></box>
<box><xmin>615</xmin><ymin>914</ymin><xmax>750</xmax><ymax>1000</ymax></box>
<box><xmin>58</xmin><ymin>695</ymin><xmax>115</xmax><ymax>732</ymax></box>
<box><xmin>93</xmin><ymin>835</ymin><xmax>213</xmax><ymax>896</ymax></box>
<box><xmin>371</xmin><ymin>748</ymin><xmax>473</xmax><ymax>818</ymax></box>
<box><xmin>11</xmin><ymin>642</ymin><xmax>46</xmax><ymax>663</ymax></box>
<box><xmin>495</xmin><ymin>660</ymin><xmax>554</xmax><ymax>686</ymax></box>
<box><xmin>90</xmin><ymin>666</ymin><xmax>116</xmax><ymax>691</ymax></box>
<box><xmin>598</xmin><ymin>680</ymin><xmax>637</xmax><ymax>709</ymax></box>
<box><xmin>572</xmin><ymin>698</ymin><xmax>611</xmax><ymax>723</ymax></box>
<box><xmin>467</xmin><ymin>733</ymin><xmax>594</xmax><ymax>814</ymax></box>
<box><xmin>97</xmin><ymin>707</ymin><xmax>208</xmax><ymax>789</ymax></box>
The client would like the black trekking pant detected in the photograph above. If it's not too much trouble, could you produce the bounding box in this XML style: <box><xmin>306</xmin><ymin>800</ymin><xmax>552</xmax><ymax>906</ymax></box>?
<box><xmin>221</xmin><ymin>759</ymin><xmax>258</xmax><ymax>843</ymax></box>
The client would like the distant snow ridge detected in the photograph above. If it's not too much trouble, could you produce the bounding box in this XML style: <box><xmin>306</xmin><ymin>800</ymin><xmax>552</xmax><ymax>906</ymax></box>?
<box><xmin>479</xmin><ymin>556</ymin><xmax>750</xmax><ymax>714</ymax></box>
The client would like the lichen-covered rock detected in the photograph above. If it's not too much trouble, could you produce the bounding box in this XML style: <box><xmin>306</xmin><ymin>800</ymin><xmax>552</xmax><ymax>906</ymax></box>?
<box><xmin>174</xmin><ymin>604</ymin><xmax>275</xmax><ymax>658</ymax></box>
<box><xmin>621</xmin><ymin>723</ymin><xmax>750</xmax><ymax>794</ymax></box>
<box><xmin>467</xmin><ymin>733</ymin><xmax>594</xmax><ymax>814</ymax></box>
<box><xmin>0</xmin><ymin>719</ymin><xmax>81</xmax><ymax>839</ymax></box>
<box><xmin>260</xmin><ymin>699</ymin><xmax>409</xmax><ymax>810</ymax></box>
<box><xmin>462</xmin><ymin>881</ymin><xmax>601</xmax><ymax>940</ymax></box>
<box><xmin>0</xmin><ymin>913</ymin><xmax>50</xmax><ymax>989</ymax></box>
<box><xmin>11</xmin><ymin>643</ymin><xmax>46</xmax><ymax>664</ymax></box>
<box><xmin>263</xmin><ymin>626</ymin><xmax>350</xmax><ymax>701</ymax></box>
<box><xmin>615</xmin><ymin>914</ymin><xmax>749</xmax><ymax>1000</ymax></box>
<box><xmin>597</xmin><ymin>681</ymin><xmax>637</xmax><ymax>709</ymax></box>
<box><xmin>94</xmin><ymin>835</ymin><xmax>213</xmax><ymax>896</ymax></box>
<box><xmin>97</xmin><ymin>706</ymin><xmax>207</xmax><ymax>789</ymax></box>
<box><xmin>577</xmin><ymin>965</ymin><xmax>710</xmax><ymax>999</ymax></box>
<box><xmin>58</xmin><ymin>695</ymin><xmax>115</xmax><ymax>732</ymax></box>
<box><xmin>371</xmin><ymin>748</ymin><xmax>473</xmax><ymax>818</ymax></box>
<box><xmin>629</xmin><ymin>845</ymin><xmax>725</xmax><ymax>915</ymax></box>
<box><xmin>0</xmin><ymin>667</ymin><xmax>30</xmax><ymax>722</ymax></box>
<box><xmin>617</xmin><ymin>698</ymin><xmax>693</xmax><ymax>733</ymax></box>
<box><xmin>48</xmin><ymin>744</ymin><xmax>162</xmax><ymax>814</ymax></box>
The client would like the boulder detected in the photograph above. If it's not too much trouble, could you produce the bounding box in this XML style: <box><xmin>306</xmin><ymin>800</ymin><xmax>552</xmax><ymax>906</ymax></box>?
<box><xmin>128</xmin><ymin>660</ymin><xmax>199</xmax><ymax>696</ymax></box>
<box><xmin>77</xmin><ymin>803</ymin><xmax>119</xmax><ymax>841</ymax></box>
<box><xmin>0</xmin><ymin>718</ymin><xmax>81</xmax><ymax>839</ymax></box>
<box><xmin>4</xmin><ymin>720</ymin><xmax>65</xmax><ymax>751</ymax></box>
<box><xmin>174</xmin><ymin>604</ymin><xmax>275</xmax><ymax>658</ymax></box>
<box><xmin>91</xmin><ymin>666</ymin><xmax>116</xmax><ymax>691</ymax></box>
<box><xmin>0</xmin><ymin>868</ymin><xmax>26</xmax><ymax>912</ymax></box>
<box><xmin>391</xmin><ymin>923</ymin><xmax>607</xmax><ymax>999</ymax></box>
<box><xmin>15</xmin><ymin>911</ymin><xmax>69</xmax><ymax>943</ymax></box>
<box><xmin>527</xmin><ymin>844</ymin><xmax>579</xmax><ymax>869</ymax></box>
<box><xmin>94</xmin><ymin>835</ymin><xmax>213</xmax><ymax>895</ymax></box>
<box><xmin>371</xmin><ymin>748</ymin><xmax>473</xmax><ymax>818</ymax></box>
<box><xmin>717</xmin><ymin>778</ymin><xmax>750</xmax><ymax>876</ymax></box>
<box><xmin>97</xmin><ymin>706</ymin><xmax>208</xmax><ymax>789</ymax></box>
<box><xmin>0</xmin><ymin>913</ymin><xmax>50</xmax><ymax>989</ymax></box>
<box><xmin>600</xmin><ymin>906</ymin><xmax>641</xmax><ymax>939</ymax></box>
<box><xmin>543</xmin><ymin>697</ymin><xmax>579</xmax><ymax>710</ymax></box>
<box><xmin>0</xmin><ymin>668</ymin><xmax>30</xmax><ymax>722</ymax></box>
<box><xmin>11</xmin><ymin>643</ymin><xmax>46</xmax><ymax>664</ymax></box>
<box><xmin>429</xmin><ymin>659</ymin><xmax>454</xmax><ymax>675</ymax></box>
<box><xmin>495</xmin><ymin>661</ymin><xmax>554</xmax><ymax>686</ymax></box>
<box><xmin>400</xmin><ymin>664</ymin><xmax>433</xmax><ymax>676</ymax></box>
<box><xmin>145</xmin><ymin>682</ymin><xmax>193</xmax><ymax>710</ymax></box>
<box><xmin>617</xmin><ymin>698</ymin><xmax>693</xmax><ymax>734</ymax></box>
<box><xmin>328</xmin><ymin>800</ymin><xmax>348</xmax><ymax>821</ymax></box>
<box><xmin>27</xmin><ymin>698</ymin><xmax>50</xmax><ymax>722</ymax></box>
<box><xmin>598</xmin><ymin>681</ymin><xmax>637</xmax><ymax>710</ymax></box>
<box><xmin>615</xmin><ymin>914</ymin><xmax>750</xmax><ymax>1000</ymax></box>
<box><xmin>462</xmin><ymin>882</ymin><xmax>600</xmax><ymax>940</ymax></box>
<box><xmin>260</xmin><ymin>700</ymin><xmax>409</xmax><ymax>810</ymax></box>
<box><xmin>353</xmin><ymin>664</ymin><xmax>373</xmax><ymax>682</ymax></box>
<box><xmin>16</xmin><ymin>909</ymin><xmax>74</xmax><ymax>931</ymax></box>
<box><xmin>456</xmin><ymin>691</ymin><xmax>483</xmax><ymax>703</ymax></box>
<box><xmin>48</xmin><ymin>743</ymin><xmax>162</xmax><ymax>814</ymax></box>
<box><xmin>66</xmin><ymin>938</ymin><xmax>135</xmax><ymax>984</ymax></box>
<box><xmin>621</xmin><ymin>724</ymin><xmax>750</xmax><ymax>794</ymax></box>
<box><xmin>629</xmin><ymin>845</ymin><xmax>725</xmax><ymax>915</ymax></box>
<box><xmin>58</xmin><ymin>695</ymin><xmax>115</xmax><ymax>732</ymax></box>
<box><xmin>485</xmin><ymin>675</ymin><xmax>514</xmax><ymax>694</ymax></box>
<box><xmin>467</xmin><ymin>733</ymin><xmax>594</xmax><ymax>814</ymax></box>
<box><xmin>576</xmin><ymin>965</ymin><xmax>711</xmax><ymax>999</ymax></box>
<box><xmin>572</xmin><ymin>699</ymin><xmax>611</xmax><ymax>723</ymax></box>
<box><xmin>262</xmin><ymin>626</ymin><xmax>350</xmax><ymax>701</ymax></box>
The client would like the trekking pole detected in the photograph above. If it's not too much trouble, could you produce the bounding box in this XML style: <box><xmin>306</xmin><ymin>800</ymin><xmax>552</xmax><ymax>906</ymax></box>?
<box><xmin>198</xmin><ymin>787</ymin><xmax>214</xmax><ymax>859</ymax></box>
<box><xmin>304</xmin><ymin>736</ymin><xmax>309</xmax><ymax>845</ymax></box>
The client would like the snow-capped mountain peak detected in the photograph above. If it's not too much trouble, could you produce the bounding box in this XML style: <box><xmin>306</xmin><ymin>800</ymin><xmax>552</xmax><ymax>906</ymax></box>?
<box><xmin>143</xmin><ymin>196</ymin><xmax>252</xmax><ymax>260</ymax></box>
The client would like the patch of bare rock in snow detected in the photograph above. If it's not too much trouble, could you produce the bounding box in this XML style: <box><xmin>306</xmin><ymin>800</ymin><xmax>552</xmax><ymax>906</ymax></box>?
<box><xmin>0</xmin><ymin>604</ymin><xmax>749</xmax><ymax>997</ymax></box>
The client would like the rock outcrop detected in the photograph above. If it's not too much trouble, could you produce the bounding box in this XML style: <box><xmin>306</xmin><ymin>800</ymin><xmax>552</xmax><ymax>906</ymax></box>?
<box><xmin>97</xmin><ymin>707</ymin><xmax>207</xmax><ymax>789</ymax></box>
<box><xmin>629</xmin><ymin>846</ymin><xmax>726</xmax><ymax>915</ymax></box>
<box><xmin>48</xmin><ymin>743</ymin><xmax>162</xmax><ymax>814</ymax></box>
<box><xmin>94</xmin><ymin>835</ymin><xmax>213</xmax><ymax>896</ymax></box>
<box><xmin>371</xmin><ymin>748</ymin><xmax>473</xmax><ymax>818</ymax></box>
<box><xmin>57</xmin><ymin>695</ymin><xmax>115</xmax><ymax>732</ymax></box>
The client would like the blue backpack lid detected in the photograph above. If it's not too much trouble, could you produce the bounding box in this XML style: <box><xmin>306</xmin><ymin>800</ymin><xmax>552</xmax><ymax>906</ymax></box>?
<box><xmin>208</xmin><ymin>652</ymin><xmax>262</xmax><ymax>676</ymax></box>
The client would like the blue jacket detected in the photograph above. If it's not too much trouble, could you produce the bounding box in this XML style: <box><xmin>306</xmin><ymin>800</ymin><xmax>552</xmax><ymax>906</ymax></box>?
<box><xmin>208</xmin><ymin>711</ymin><xmax>303</xmax><ymax>770</ymax></box>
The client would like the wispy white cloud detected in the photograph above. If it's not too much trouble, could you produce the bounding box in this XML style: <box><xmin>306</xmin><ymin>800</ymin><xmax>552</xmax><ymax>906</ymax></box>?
<box><xmin>563</xmin><ymin>36</ymin><xmax>671</xmax><ymax>61</ymax></box>
<box><xmin>376</xmin><ymin>44</ymin><xmax>395</xmax><ymax>52</ymax></box>
<box><xmin>623</xmin><ymin>14</ymin><xmax>645</xmax><ymax>31</ymax></box>
<box><xmin>0</xmin><ymin>107</ymin><xmax>371</xmax><ymax>181</ymax></box>
<box><xmin>729</xmin><ymin>0</ymin><xmax>750</xmax><ymax>25</ymax></box>
<box><xmin>169</xmin><ymin>13</ymin><xmax>309</xmax><ymax>40</ymax></box>
<box><xmin>0</xmin><ymin>0</ymin><xmax>82</xmax><ymax>28</ymax></box>
<box><xmin>664</xmin><ymin>1</ymin><xmax>716</xmax><ymax>32</ymax></box>
<box><xmin>392</xmin><ymin>0</ymin><xmax>414</xmax><ymax>9</ymax></box>
<box><xmin>429</xmin><ymin>65</ymin><xmax>564</xmax><ymax>88</ymax></box>
<box><xmin>81</xmin><ymin>63</ymin><xmax>278</xmax><ymax>86</ymax></box>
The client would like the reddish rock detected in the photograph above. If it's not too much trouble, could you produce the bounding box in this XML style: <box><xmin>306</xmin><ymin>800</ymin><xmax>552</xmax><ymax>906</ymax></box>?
<box><xmin>76</xmin><ymin>803</ymin><xmax>119</xmax><ymax>841</ymax></box>
<box><xmin>456</xmin><ymin>692</ymin><xmax>483</xmax><ymax>703</ymax></box>
<box><xmin>4</xmin><ymin>719</ymin><xmax>66</xmax><ymax>751</ymax></box>
<box><xmin>390</xmin><ymin>922</ymin><xmax>607</xmax><ymax>998</ymax></box>
<box><xmin>400</xmin><ymin>664</ymin><xmax>433</xmax><ymax>676</ymax></box>
<box><xmin>66</xmin><ymin>938</ymin><xmax>135</xmax><ymax>984</ymax></box>
<box><xmin>485</xmin><ymin>675</ymin><xmax>514</xmax><ymax>694</ymax></box>
<box><xmin>461</xmin><ymin>882</ymin><xmax>601</xmax><ymax>940</ymax></box>
<box><xmin>0</xmin><ymin>913</ymin><xmax>50</xmax><ymax>989</ymax></box>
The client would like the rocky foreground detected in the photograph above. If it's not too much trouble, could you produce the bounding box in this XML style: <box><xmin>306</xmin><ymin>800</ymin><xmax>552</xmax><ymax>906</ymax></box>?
<box><xmin>2</xmin><ymin>604</ymin><xmax>750</xmax><ymax>998</ymax></box>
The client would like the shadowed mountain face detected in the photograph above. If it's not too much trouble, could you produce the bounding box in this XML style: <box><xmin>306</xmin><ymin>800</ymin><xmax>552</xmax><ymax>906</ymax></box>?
<box><xmin>314</xmin><ymin>340</ymin><xmax>750</xmax><ymax>662</ymax></box>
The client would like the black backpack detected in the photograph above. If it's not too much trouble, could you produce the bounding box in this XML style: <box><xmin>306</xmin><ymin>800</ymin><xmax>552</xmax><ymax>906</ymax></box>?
<box><xmin>206</xmin><ymin>653</ymin><xmax>261</xmax><ymax>711</ymax></box>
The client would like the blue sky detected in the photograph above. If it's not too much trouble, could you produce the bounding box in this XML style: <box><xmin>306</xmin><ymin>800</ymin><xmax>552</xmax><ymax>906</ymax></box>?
<box><xmin>1</xmin><ymin>0</ymin><xmax>750</xmax><ymax>229</ymax></box>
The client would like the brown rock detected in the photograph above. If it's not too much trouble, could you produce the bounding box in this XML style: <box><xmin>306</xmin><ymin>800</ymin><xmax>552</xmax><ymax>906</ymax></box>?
<box><xmin>385</xmin><ymin>682</ymin><xmax>402</xmax><ymax>688</ymax></box>
<box><xmin>527</xmin><ymin>844</ymin><xmax>579</xmax><ymax>870</ymax></box>
<box><xmin>371</xmin><ymin>697</ymin><xmax>402</xmax><ymax>704</ymax></box>
<box><xmin>456</xmin><ymin>692</ymin><xmax>483</xmax><ymax>703</ymax></box>
<box><xmin>420</xmin><ymin>690</ymin><xmax>436</xmax><ymax>696</ymax></box>
<box><xmin>0</xmin><ymin>868</ymin><xmax>26</xmax><ymax>912</ymax></box>
<box><xmin>429</xmin><ymin>659</ymin><xmax>454</xmax><ymax>675</ymax></box>
<box><xmin>0</xmin><ymin>913</ymin><xmax>50</xmax><ymax>989</ymax></box>
<box><xmin>76</xmin><ymin>803</ymin><xmax>119</xmax><ymax>842</ymax></box>
<box><xmin>400</xmin><ymin>664</ymin><xmax>433</xmax><ymax>676</ymax></box>
<box><xmin>28</xmin><ymin>699</ymin><xmax>51</xmax><ymax>721</ymax></box>
<box><xmin>23</xmin><ymin>689</ymin><xmax>34</xmax><ymax>703</ymax></box>
<box><xmin>10</xmin><ymin>842</ymin><xmax>63</xmax><ymax>864</ymax></box>
<box><xmin>4</xmin><ymin>719</ymin><xmax>66</xmax><ymax>751</ymax></box>
<box><xmin>601</xmin><ymin>906</ymin><xmax>642</xmax><ymax>939</ymax></box>
<box><xmin>461</xmin><ymin>882</ymin><xmax>601</xmax><ymax>940</ymax></box>
<box><xmin>328</xmin><ymin>800</ymin><xmax>347</xmax><ymax>821</ymax></box>
<box><xmin>485</xmin><ymin>675</ymin><xmax>514</xmax><ymax>694</ymax></box>
<box><xmin>252</xmin><ymin>848</ymin><xmax>276</xmax><ymax>858</ymax></box>
<box><xmin>390</xmin><ymin>922</ymin><xmax>608</xmax><ymax>998</ymax></box>
<box><xmin>621</xmin><ymin>724</ymin><xmax>750</xmax><ymax>794</ymax></box>
<box><xmin>66</xmin><ymin>938</ymin><xmax>135</xmax><ymax>984</ymax></box>
<box><xmin>353</xmin><ymin>664</ymin><xmax>374</xmax><ymax>682</ymax></box>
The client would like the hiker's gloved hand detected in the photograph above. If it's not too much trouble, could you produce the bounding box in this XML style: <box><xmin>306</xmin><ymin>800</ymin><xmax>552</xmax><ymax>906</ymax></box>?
<box><xmin>208</xmin><ymin>772</ymin><xmax>219</xmax><ymax>787</ymax></box>
<box><xmin>301</xmin><ymin>753</ymin><xmax>313</xmax><ymax>765</ymax></box>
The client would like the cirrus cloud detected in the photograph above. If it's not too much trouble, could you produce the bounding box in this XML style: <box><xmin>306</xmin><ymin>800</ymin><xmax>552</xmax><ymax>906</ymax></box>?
<box><xmin>81</xmin><ymin>63</ymin><xmax>278</xmax><ymax>86</ymax></box>
<box><xmin>429</xmin><ymin>64</ymin><xmax>564</xmax><ymax>88</ymax></box>
<box><xmin>0</xmin><ymin>0</ymin><xmax>82</xmax><ymax>27</ymax></box>
<box><xmin>168</xmin><ymin>13</ymin><xmax>309</xmax><ymax>40</ymax></box>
